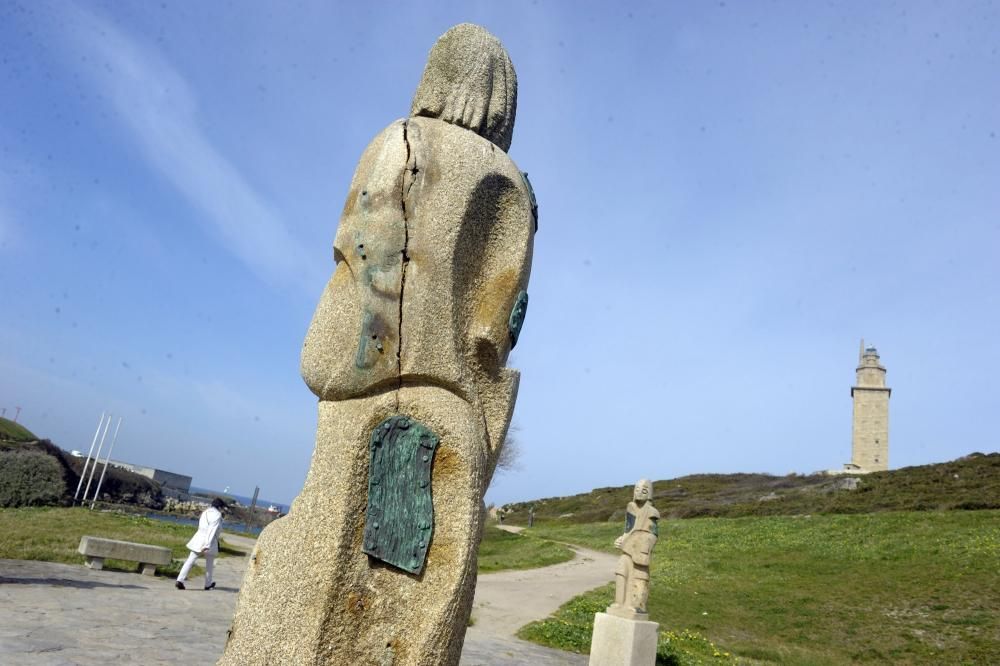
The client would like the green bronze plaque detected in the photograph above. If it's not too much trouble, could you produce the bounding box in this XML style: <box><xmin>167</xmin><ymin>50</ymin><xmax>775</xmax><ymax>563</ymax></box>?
<box><xmin>521</xmin><ymin>171</ymin><xmax>538</xmax><ymax>231</ymax></box>
<box><xmin>363</xmin><ymin>415</ymin><xmax>439</xmax><ymax>574</ymax></box>
<box><xmin>508</xmin><ymin>290</ymin><xmax>529</xmax><ymax>349</ymax></box>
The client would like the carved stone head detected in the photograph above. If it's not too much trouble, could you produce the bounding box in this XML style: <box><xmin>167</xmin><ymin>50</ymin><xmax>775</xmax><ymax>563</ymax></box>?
<box><xmin>634</xmin><ymin>479</ymin><xmax>653</xmax><ymax>503</ymax></box>
<box><xmin>410</xmin><ymin>23</ymin><xmax>517</xmax><ymax>152</ymax></box>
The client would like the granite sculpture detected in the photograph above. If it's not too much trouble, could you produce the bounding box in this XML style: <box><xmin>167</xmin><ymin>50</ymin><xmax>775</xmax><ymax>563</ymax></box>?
<box><xmin>219</xmin><ymin>23</ymin><xmax>535</xmax><ymax>666</ymax></box>
<box><xmin>609</xmin><ymin>479</ymin><xmax>659</xmax><ymax>621</ymax></box>
<box><xmin>589</xmin><ymin>480</ymin><xmax>660</xmax><ymax>666</ymax></box>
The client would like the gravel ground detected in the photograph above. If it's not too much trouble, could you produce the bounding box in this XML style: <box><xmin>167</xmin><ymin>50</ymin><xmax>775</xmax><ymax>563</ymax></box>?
<box><xmin>0</xmin><ymin>532</ymin><xmax>613</xmax><ymax>665</ymax></box>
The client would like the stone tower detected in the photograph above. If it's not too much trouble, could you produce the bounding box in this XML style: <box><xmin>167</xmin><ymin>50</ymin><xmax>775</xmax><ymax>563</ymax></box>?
<box><xmin>849</xmin><ymin>340</ymin><xmax>891</xmax><ymax>472</ymax></box>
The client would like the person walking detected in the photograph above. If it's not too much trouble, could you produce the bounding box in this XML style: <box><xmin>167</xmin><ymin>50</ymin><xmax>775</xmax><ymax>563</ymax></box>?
<box><xmin>175</xmin><ymin>497</ymin><xmax>226</xmax><ymax>590</ymax></box>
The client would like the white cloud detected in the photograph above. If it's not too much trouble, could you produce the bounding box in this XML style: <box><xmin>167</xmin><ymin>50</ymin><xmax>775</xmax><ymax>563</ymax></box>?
<box><xmin>56</xmin><ymin>4</ymin><xmax>323</xmax><ymax>292</ymax></box>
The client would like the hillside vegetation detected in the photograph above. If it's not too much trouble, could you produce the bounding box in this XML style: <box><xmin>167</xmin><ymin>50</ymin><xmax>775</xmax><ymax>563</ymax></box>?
<box><xmin>0</xmin><ymin>417</ymin><xmax>37</xmax><ymax>442</ymax></box>
<box><xmin>504</xmin><ymin>453</ymin><xmax>1000</xmax><ymax>524</ymax></box>
<box><xmin>520</xmin><ymin>511</ymin><xmax>1000</xmax><ymax>664</ymax></box>
<box><xmin>0</xmin><ymin>430</ymin><xmax>164</xmax><ymax>509</ymax></box>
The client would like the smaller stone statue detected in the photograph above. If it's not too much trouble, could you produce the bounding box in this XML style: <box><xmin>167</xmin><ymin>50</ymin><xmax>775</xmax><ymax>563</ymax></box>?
<box><xmin>608</xmin><ymin>479</ymin><xmax>659</xmax><ymax>621</ymax></box>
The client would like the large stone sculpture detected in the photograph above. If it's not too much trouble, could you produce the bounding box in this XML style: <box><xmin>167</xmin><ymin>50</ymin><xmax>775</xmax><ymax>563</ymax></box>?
<box><xmin>589</xmin><ymin>480</ymin><xmax>660</xmax><ymax>666</ymax></box>
<box><xmin>220</xmin><ymin>24</ymin><xmax>535</xmax><ymax>666</ymax></box>
<box><xmin>609</xmin><ymin>479</ymin><xmax>659</xmax><ymax>620</ymax></box>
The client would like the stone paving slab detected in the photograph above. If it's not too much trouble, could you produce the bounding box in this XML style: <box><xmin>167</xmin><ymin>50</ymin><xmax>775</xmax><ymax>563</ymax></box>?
<box><xmin>0</xmin><ymin>557</ymin><xmax>239</xmax><ymax>665</ymax></box>
<box><xmin>0</xmin><ymin>534</ymin><xmax>589</xmax><ymax>665</ymax></box>
<box><xmin>461</xmin><ymin>630</ymin><xmax>586</xmax><ymax>665</ymax></box>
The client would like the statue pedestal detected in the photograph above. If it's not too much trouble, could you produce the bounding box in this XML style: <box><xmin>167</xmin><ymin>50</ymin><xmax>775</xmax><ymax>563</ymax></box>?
<box><xmin>588</xmin><ymin>612</ymin><xmax>659</xmax><ymax>666</ymax></box>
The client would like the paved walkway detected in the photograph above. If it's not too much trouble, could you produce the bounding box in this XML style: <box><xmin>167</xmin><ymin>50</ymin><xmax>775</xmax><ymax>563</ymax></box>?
<box><xmin>0</xmin><ymin>531</ymin><xmax>613</xmax><ymax>665</ymax></box>
<box><xmin>464</xmin><ymin>533</ymin><xmax>617</xmax><ymax>666</ymax></box>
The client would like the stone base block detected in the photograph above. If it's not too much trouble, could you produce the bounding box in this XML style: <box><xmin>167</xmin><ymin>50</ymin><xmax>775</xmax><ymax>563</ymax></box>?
<box><xmin>139</xmin><ymin>563</ymin><xmax>157</xmax><ymax>576</ymax></box>
<box><xmin>85</xmin><ymin>556</ymin><xmax>104</xmax><ymax>571</ymax></box>
<box><xmin>588</xmin><ymin>612</ymin><xmax>658</xmax><ymax>666</ymax></box>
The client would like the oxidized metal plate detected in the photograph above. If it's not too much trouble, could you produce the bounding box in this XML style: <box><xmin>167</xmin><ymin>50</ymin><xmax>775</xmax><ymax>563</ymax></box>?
<box><xmin>520</xmin><ymin>171</ymin><xmax>539</xmax><ymax>231</ymax></box>
<box><xmin>508</xmin><ymin>290</ymin><xmax>529</xmax><ymax>348</ymax></box>
<box><xmin>363</xmin><ymin>415</ymin><xmax>439</xmax><ymax>574</ymax></box>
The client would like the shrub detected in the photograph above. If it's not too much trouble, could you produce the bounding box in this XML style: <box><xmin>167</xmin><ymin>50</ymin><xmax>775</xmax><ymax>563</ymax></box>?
<box><xmin>0</xmin><ymin>449</ymin><xmax>68</xmax><ymax>507</ymax></box>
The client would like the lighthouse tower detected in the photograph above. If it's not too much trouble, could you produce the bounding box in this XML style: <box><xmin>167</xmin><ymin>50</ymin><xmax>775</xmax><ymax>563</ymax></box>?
<box><xmin>848</xmin><ymin>340</ymin><xmax>891</xmax><ymax>472</ymax></box>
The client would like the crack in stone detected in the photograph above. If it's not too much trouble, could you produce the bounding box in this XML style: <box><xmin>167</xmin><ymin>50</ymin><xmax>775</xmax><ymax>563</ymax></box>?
<box><xmin>397</xmin><ymin>120</ymin><xmax>413</xmax><ymax>411</ymax></box>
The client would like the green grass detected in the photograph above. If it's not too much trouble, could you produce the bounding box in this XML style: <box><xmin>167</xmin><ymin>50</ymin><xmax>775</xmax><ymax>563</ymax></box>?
<box><xmin>1</xmin><ymin>508</ymin><xmax>567</xmax><ymax>577</ymax></box>
<box><xmin>0</xmin><ymin>506</ymin><xmax>244</xmax><ymax>577</ymax></box>
<box><xmin>519</xmin><ymin>511</ymin><xmax>1000</xmax><ymax>664</ymax></box>
<box><xmin>477</xmin><ymin>526</ymin><xmax>574</xmax><ymax>573</ymax></box>
<box><xmin>519</xmin><ymin>589</ymin><xmax>736</xmax><ymax>665</ymax></box>
<box><xmin>0</xmin><ymin>417</ymin><xmax>38</xmax><ymax>442</ymax></box>
<box><xmin>503</xmin><ymin>453</ymin><xmax>1000</xmax><ymax>524</ymax></box>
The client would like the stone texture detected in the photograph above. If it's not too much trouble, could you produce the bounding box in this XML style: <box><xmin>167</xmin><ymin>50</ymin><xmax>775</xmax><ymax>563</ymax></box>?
<box><xmin>222</xmin><ymin>391</ymin><xmax>488</xmax><ymax>665</ymax></box>
<box><xmin>78</xmin><ymin>536</ymin><xmax>171</xmax><ymax>576</ymax></box>
<box><xmin>221</xmin><ymin>23</ymin><xmax>534</xmax><ymax>666</ymax></box>
<box><xmin>849</xmin><ymin>341</ymin><xmax>890</xmax><ymax>472</ymax></box>
<box><xmin>588</xmin><ymin>613</ymin><xmax>658</xmax><ymax>666</ymax></box>
<box><xmin>0</xmin><ymin>545</ymin><xmax>253</xmax><ymax>666</ymax></box>
<box><xmin>607</xmin><ymin>481</ymin><xmax>659</xmax><ymax>622</ymax></box>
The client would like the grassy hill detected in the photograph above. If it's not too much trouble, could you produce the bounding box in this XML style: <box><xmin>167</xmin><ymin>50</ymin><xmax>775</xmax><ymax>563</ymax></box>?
<box><xmin>519</xmin><ymin>510</ymin><xmax>1000</xmax><ymax>664</ymax></box>
<box><xmin>0</xmin><ymin>417</ymin><xmax>37</xmax><ymax>442</ymax></box>
<box><xmin>506</xmin><ymin>453</ymin><xmax>1000</xmax><ymax>663</ymax></box>
<box><xmin>503</xmin><ymin>453</ymin><xmax>1000</xmax><ymax>524</ymax></box>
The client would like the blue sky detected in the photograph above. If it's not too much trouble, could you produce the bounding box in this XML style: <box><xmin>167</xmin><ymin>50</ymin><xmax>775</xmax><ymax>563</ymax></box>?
<box><xmin>1</xmin><ymin>1</ymin><xmax>997</xmax><ymax>506</ymax></box>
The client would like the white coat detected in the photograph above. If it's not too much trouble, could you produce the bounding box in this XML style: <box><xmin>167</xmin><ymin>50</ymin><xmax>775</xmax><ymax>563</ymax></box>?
<box><xmin>185</xmin><ymin>506</ymin><xmax>222</xmax><ymax>555</ymax></box>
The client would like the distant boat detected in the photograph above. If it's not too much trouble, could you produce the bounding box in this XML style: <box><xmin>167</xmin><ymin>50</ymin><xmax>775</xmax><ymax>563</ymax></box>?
<box><xmin>266</xmin><ymin>504</ymin><xmax>279</xmax><ymax>513</ymax></box>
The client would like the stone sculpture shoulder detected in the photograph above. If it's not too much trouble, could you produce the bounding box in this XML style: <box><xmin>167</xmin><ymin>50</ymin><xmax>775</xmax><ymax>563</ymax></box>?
<box><xmin>300</xmin><ymin>115</ymin><xmax>534</xmax><ymax>405</ymax></box>
<box><xmin>300</xmin><ymin>120</ymin><xmax>409</xmax><ymax>402</ymax></box>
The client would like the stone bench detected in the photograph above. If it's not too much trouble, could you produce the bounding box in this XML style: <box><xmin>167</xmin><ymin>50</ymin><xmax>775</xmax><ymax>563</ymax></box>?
<box><xmin>78</xmin><ymin>536</ymin><xmax>172</xmax><ymax>576</ymax></box>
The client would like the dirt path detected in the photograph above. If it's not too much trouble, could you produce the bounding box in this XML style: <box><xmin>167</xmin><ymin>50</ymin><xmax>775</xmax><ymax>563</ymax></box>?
<box><xmin>496</xmin><ymin>525</ymin><xmax>525</xmax><ymax>534</ymax></box>
<box><xmin>461</xmin><ymin>531</ymin><xmax>617</xmax><ymax>664</ymax></box>
<box><xmin>470</xmin><ymin>538</ymin><xmax>618</xmax><ymax>637</ymax></box>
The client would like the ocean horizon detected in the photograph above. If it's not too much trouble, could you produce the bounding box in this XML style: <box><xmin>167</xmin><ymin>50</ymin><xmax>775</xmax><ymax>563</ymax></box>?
<box><xmin>190</xmin><ymin>486</ymin><xmax>290</xmax><ymax>514</ymax></box>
